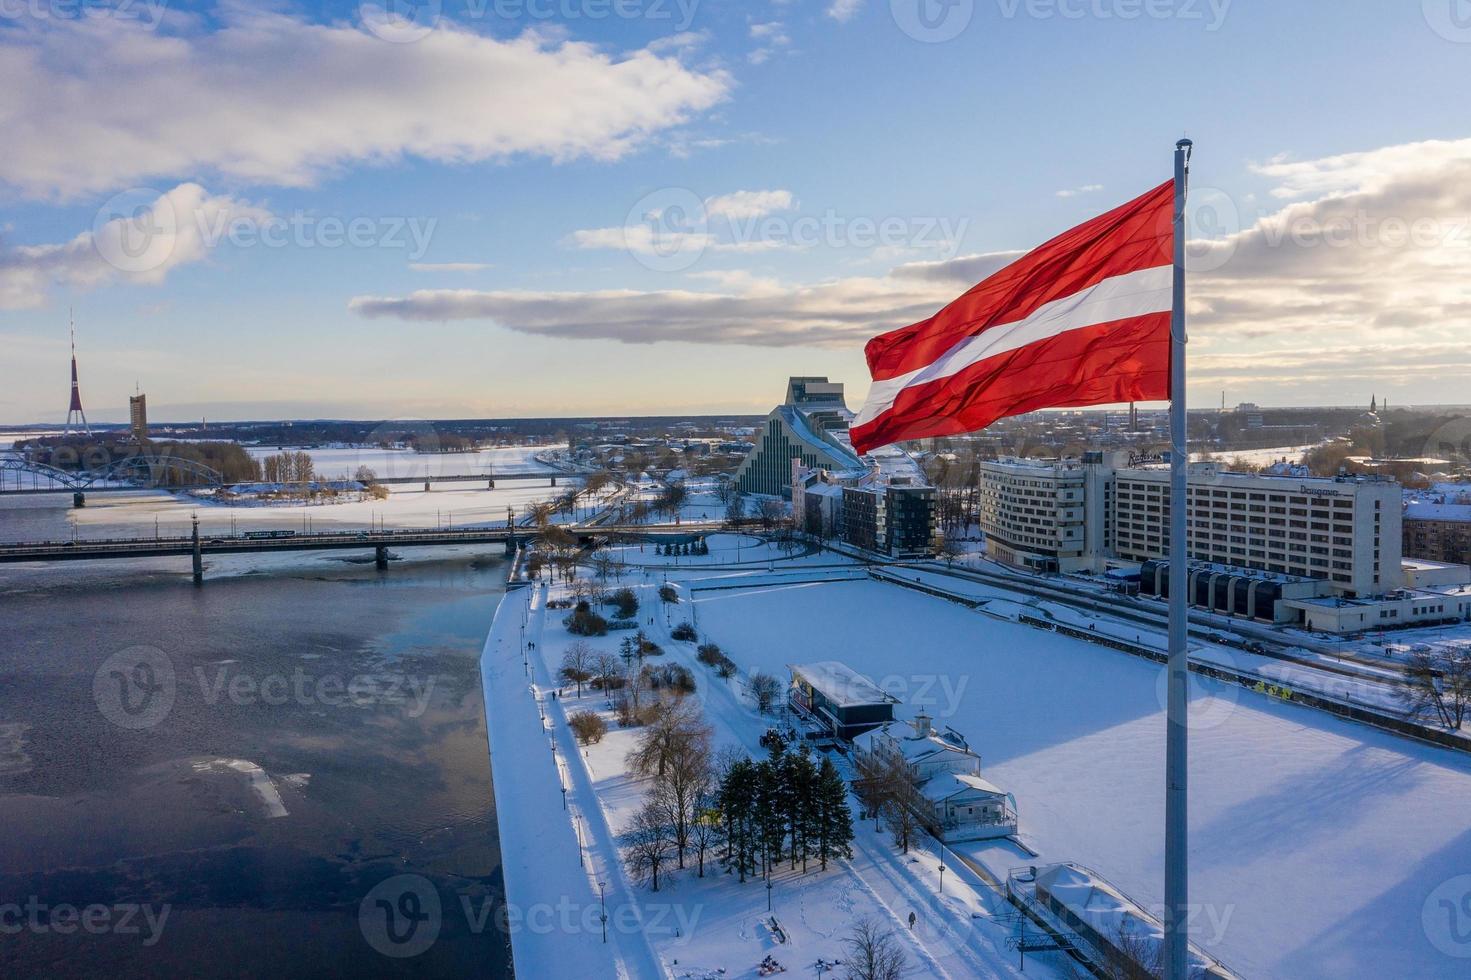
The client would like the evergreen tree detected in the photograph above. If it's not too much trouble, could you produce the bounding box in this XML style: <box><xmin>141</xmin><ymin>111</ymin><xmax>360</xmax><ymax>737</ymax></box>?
<box><xmin>719</xmin><ymin>759</ymin><xmax>760</xmax><ymax>882</ymax></box>
<box><xmin>815</xmin><ymin>756</ymin><xmax>855</xmax><ymax>870</ymax></box>
<box><xmin>784</xmin><ymin>749</ymin><xmax>820</xmax><ymax>871</ymax></box>
<box><xmin>754</xmin><ymin>757</ymin><xmax>785</xmax><ymax>874</ymax></box>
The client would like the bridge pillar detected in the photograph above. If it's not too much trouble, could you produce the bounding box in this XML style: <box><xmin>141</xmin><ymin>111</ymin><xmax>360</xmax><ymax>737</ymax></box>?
<box><xmin>488</xmin><ymin>478</ymin><xmax>495</xmax><ymax>489</ymax></box>
<box><xmin>504</xmin><ymin>507</ymin><xmax>517</xmax><ymax>557</ymax></box>
<box><xmin>375</xmin><ymin>545</ymin><xmax>389</xmax><ymax>570</ymax></box>
<box><xmin>424</xmin><ymin>480</ymin><xmax>431</xmax><ymax>492</ymax></box>
<box><xmin>191</xmin><ymin>516</ymin><xmax>203</xmax><ymax>587</ymax></box>
<box><xmin>72</xmin><ymin>491</ymin><xmax>86</xmax><ymax>508</ymax></box>
<box><xmin>550</xmin><ymin>476</ymin><xmax>557</xmax><ymax>487</ymax></box>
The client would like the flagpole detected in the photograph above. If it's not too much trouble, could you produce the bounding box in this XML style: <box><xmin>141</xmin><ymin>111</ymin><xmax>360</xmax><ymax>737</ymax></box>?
<box><xmin>1165</xmin><ymin>136</ymin><xmax>1193</xmax><ymax>980</ymax></box>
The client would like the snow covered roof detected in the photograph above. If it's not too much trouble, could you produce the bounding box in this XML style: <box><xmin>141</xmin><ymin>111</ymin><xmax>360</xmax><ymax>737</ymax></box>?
<box><xmin>1035</xmin><ymin>863</ymin><xmax>1237</xmax><ymax>979</ymax></box>
<box><xmin>1405</xmin><ymin>501</ymin><xmax>1471</xmax><ymax>523</ymax></box>
<box><xmin>788</xmin><ymin>661</ymin><xmax>894</xmax><ymax>708</ymax></box>
<box><xmin>853</xmin><ymin>720</ymin><xmax>979</xmax><ymax>765</ymax></box>
<box><xmin>920</xmin><ymin>771</ymin><xmax>1009</xmax><ymax>803</ymax></box>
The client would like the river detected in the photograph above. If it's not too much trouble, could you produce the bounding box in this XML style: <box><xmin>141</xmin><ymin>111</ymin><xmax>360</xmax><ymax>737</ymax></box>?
<box><xmin>0</xmin><ymin>492</ymin><xmax>510</xmax><ymax>978</ymax></box>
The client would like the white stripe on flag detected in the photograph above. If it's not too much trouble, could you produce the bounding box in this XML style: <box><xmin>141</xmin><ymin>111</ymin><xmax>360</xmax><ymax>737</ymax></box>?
<box><xmin>854</xmin><ymin>264</ymin><xmax>1174</xmax><ymax>429</ymax></box>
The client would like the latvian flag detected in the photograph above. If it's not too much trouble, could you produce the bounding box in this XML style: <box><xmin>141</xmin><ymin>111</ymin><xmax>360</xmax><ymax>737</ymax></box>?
<box><xmin>850</xmin><ymin>180</ymin><xmax>1175</xmax><ymax>455</ymax></box>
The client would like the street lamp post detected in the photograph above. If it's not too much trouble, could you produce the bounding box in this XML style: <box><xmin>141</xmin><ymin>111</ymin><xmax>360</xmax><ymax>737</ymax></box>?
<box><xmin>598</xmin><ymin>881</ymin><xmax>608</xmax><ymax>943</ymax></box>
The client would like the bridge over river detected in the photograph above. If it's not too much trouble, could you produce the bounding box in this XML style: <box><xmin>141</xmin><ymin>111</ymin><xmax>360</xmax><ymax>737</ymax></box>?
<box><xmin>0</xmin><ymin>520</ymin><xmax>731</xmax><ymax>584</ymax></box>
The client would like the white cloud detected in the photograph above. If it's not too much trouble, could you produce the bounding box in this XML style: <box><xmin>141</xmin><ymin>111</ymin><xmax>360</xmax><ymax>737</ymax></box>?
<box><xmin>704</xmin><ymin>189</ymin><xmax>796</xmax><ymax>220</ymax></box>
<box><xmin>1055</xmin><ymin>184</ymin><xmax>1103</xmax><ymax>198</ymax></box>
<box><xmin>348</xmin><ymin>275</ymin><xmax>953</xmax><ymax>348</ymax></box>
<box><xmin>0</xmin><ymin>9</ymin><xmax>731</xmax><ymax>199</ymax></box>
<box><xmin>409</xmin><ymin>262</ymin><xmax>493</xmax><ymax>272</ymax></box>
<box><xmin>0</xmin><ymin>184</ymin><xmax>268</xmax><ymax>309</ymax></box>
<box><xmin>749</xmin><ymin>21</ymin><xmax>790</xmax><ymax>42</ymax></box>
<box><xmin>827</xmin><ymin>0</ymin><xmax>864</xmax><ymax>23</ymax></box>
<box><xmin>351</xmin><ymin>137</ymin><xmax>1471</xmax><ymax>402</ymax></box>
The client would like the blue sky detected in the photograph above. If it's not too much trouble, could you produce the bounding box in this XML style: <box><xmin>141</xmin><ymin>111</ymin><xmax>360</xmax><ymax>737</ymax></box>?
<box><xmin>3</xmin><ymin>1</ymin><xmax>1470</xmax><ymax>422</ymax></box>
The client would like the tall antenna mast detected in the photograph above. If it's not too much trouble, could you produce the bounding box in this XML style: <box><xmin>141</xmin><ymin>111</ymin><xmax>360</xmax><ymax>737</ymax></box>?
<box><xmin>63</xmin><ymin>308</ymin><xmax>93</xmax><ymax>439</ymax></box>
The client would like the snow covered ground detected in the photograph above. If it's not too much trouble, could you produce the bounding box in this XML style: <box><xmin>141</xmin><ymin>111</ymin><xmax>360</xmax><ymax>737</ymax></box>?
<box><xmin>688</xmin><ymin>578</ymin><xmax>1471</xmax><ymax>979</ymax></box>
<box><xmin>486</xmin><ymin>568</ymin><xmax>1075</xmax><ymax>979</ymax></box>
<box><xmin>244</xmin><ymin>443</ymin><xmax>563</xmax><ymax>481</ymax></box>
<box><xmin>1192</xmin><ymin>444</ymin><xmax>1321</xmax><ymax>467</ymax></box>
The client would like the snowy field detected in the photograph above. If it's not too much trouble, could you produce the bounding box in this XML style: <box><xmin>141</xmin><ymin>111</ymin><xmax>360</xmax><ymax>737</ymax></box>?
<box><xmin>488</xmin><ymin>574</ymin><xmax>1067</xmax><ymax>979</ymax></box>
<box><xmin>244</xmin><ymin>443</ymin><xmax>564</xmax><ymax>480</ymax></box>
<box><xmin>1193</xmin><ymin>444</ymin><xmax>1321</xmax><ymax>467</ymax></box>
<box><xmin>688</xmin><ymin>579</ymin><xmax>1471</xmax><ymax>980</ymax></box>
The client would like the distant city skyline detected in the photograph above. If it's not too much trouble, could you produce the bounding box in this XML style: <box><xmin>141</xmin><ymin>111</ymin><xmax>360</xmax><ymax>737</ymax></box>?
<box><xmin>4</xmin><ymin>2</ymin><xmax>1471</xmax><ymax>423</ymax></box>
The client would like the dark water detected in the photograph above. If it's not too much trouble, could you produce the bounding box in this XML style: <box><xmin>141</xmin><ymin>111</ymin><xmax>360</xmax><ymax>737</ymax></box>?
<box><xmin>0</xmin><ymin>503</ymin><xmax>510</xmax><ymax>978</ymax></box>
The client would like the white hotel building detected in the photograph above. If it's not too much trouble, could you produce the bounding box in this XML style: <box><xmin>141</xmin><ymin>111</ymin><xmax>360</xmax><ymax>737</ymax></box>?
<box><xmin>974</xmin><ymin>454</ymin><xmax>1471</xmax><ymax>631</ymax></box>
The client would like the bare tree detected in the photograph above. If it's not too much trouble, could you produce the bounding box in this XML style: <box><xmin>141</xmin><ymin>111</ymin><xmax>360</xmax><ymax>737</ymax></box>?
<box><xmin>593</xmin><ymin>651</ymin><xmax>622</xmax><ymax>694</ymax></box>
<box><xmin>879</xmin><ymin>787</ymin><xmax>923</xmax><ymax>854</ymax></box>
<box><xmin>627</xmin><ymin>695</ymin><xmax>712</xmax><ymax>779</ymax></box>
<box><xmin>757</xmin><ymin>497</ymin><xmax>785</xmax><ymax>530</ymax></box>
<box><xmin>615</xmin><ymin>664</ymin><xmax>654</xmax><ymax>727</ymax></box>
<box><xmin>589</xmin><ymin>550</ymin><xmax>617</xmax><ymax>587</ymax></box>
<box><xmin>654</xmin><ymin>734</ymin><xmax>714</xmax><ymax>868</ymax></box>
<box><xmin>935</xmin><ymin>531</ymin><xmax>963</xmax><ymax>566</ymax></box>
<box><xmin>559</xmin><ymin>640</ymin><xmax>596</xmax><ymax>697</ymax></box>
<box><xmin>688</xmin><ymin>793</ymin><xmax>724</xmax><ymax>877</ymax></box>
<box><xmin>841</xmin><ymin>918</ymin><xmax>906</xmax><ymax>980</ymax></box>
<box><xmin>749</xmin><ymin>671</ymin><xmax>782</xmax><ymax>714</ymax></box>
<box><xmin>624</xmin><ymin>800</ymin><xmax>675</xmax><ymax>892</ymax></box>
<box><xmin>1401</xmin><ymin>645</ymin><xmax>1471</xmax><ymax>731</ymax></box>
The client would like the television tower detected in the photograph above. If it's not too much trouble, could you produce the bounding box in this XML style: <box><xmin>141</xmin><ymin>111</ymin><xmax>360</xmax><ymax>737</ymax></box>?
<box><xmin>63</xmin><ymin>311</ymin><xmax>92</xmax><ymax>438</ymax></box>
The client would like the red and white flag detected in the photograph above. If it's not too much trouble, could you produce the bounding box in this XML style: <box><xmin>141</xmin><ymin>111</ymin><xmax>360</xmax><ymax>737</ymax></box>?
<box><xmin>850</xmin><ymin>180</ymin><xmax>1175</xmax><ymax>455</ymax></box>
